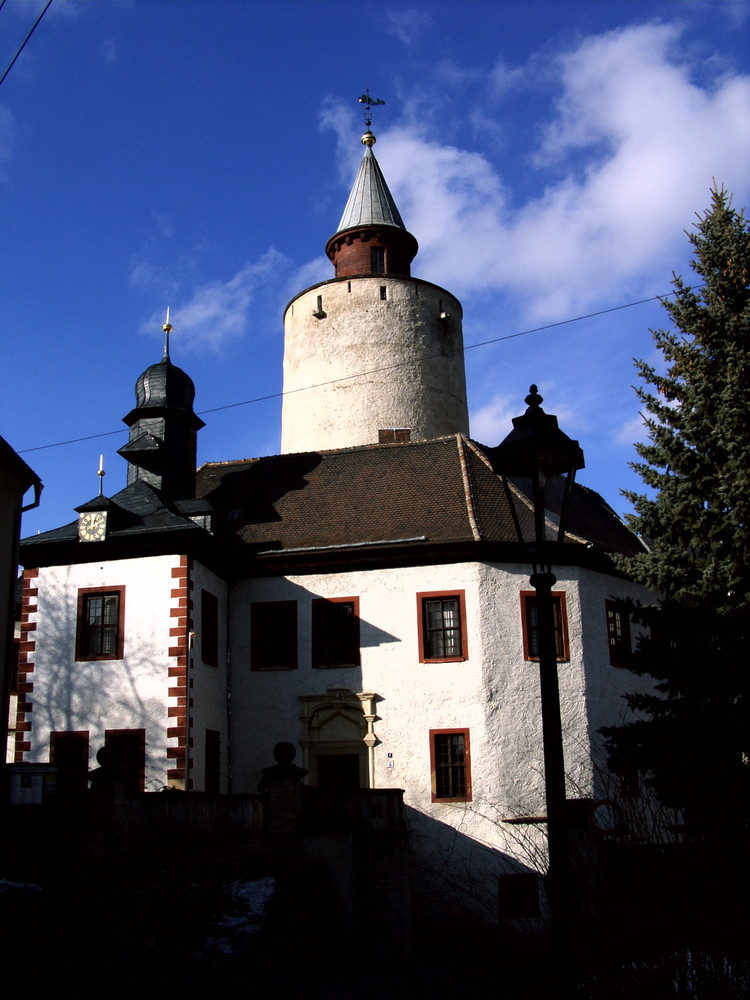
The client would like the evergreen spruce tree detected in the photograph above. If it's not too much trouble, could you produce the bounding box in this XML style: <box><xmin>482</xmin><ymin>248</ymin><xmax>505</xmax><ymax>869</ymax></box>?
<box><xmin>603</xmin><ymin>188</ymin><xmax>750</xmax><ymax>842</ymax></box>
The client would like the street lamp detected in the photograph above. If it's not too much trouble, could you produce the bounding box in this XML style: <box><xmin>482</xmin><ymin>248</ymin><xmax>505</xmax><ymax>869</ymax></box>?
<box><xmin>488</xmin><ymin>385</ymin><xmax>585</xmax><ymax>946</ymax></box>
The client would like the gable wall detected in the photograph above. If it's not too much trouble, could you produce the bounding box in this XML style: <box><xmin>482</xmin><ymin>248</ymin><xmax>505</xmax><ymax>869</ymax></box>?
<box><xmin>11</xmin><ymin>554</ymin><xmax>228</xmax><ymax>792</ymax></box>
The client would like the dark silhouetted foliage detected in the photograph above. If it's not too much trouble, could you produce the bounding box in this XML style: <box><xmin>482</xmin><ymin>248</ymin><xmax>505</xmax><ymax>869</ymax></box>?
<box><xmin>603</xmin><ymin>189</ymin><xmax>750</xmax><ymax>842</ymax></box>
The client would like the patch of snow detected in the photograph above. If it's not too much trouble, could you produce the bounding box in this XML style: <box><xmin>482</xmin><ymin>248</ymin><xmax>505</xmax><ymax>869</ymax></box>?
<box><xmin>202</xmin><ymin>876</ymin><xmax>277</xmax><ymax>955</ymax></box>
<box><xmin>0</xmin><ymin>878</ymin><xmax>43</xmax><ymax>895</ymax></box>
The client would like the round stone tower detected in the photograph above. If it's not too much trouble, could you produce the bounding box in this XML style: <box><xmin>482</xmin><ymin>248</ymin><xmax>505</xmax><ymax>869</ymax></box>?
<box><xmin>280</xmin><ymin>131</ymin><xmax>469</xmax><ymax>454</ymax></box>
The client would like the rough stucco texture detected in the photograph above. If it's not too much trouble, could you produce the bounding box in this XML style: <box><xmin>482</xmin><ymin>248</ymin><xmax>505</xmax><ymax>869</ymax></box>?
<box><xmin>281</xmin><ymin>278</ymin><xmax>469</xmax><ymax>453</ymax></box>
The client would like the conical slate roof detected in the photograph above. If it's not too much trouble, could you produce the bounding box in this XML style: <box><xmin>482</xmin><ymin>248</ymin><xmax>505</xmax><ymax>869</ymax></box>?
<box><xmin>335</xmin><ymin>145</ymin><xmax>407</xmax><ymax>234</ymax></box>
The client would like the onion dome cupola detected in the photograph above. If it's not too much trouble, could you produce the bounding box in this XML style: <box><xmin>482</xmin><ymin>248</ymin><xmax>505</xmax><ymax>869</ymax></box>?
<box><xmin>117</xmin><ymin>313</ymin><xmax>205</xmax><ymax>500</ymax></box>
<box><xmin>325</xmin><ymin>133</ymin><xmax>418</xmax><ymax>279</ymax></box>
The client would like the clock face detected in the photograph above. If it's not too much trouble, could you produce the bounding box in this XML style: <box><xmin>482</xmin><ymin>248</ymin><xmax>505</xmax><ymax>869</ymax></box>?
<box><xmin>78</xmin><ymin>511</ymin><xmax>107</xmax><ymax>542</ymax></box>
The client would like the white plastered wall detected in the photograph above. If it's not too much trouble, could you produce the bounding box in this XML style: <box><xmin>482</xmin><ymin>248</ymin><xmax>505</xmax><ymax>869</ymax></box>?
<box><xmin>26</xmin><ymin>555</ymin><xmax>181</xmax><ymax>791</ymax></box>
<box><xmin>188</xmin><ymin>561</ymin><xmax>229</xmax><ymax>792</ymax></box>
<box><xmin>228</xmin><ymin>559</ymin><xmax>653</xmax><ymax>871</ymax></box>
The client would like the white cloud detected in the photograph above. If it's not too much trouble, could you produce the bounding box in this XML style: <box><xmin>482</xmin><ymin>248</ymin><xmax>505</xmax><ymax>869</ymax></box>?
<box><xmin>614</xmin><ymin>412</ymin><xmax>648</xmax><ymax>448</ymax></box>
<box><xmin>469</xmin><ymin>387</ymin><xmax>583</xmax><ymax>445</ymax></box>
<box><xmin>100</xmin><ymin>37</ymin><xmax>117</xmax><ymax>67</ymax></box>
<box><xmin>384</xmin><ymin>8</ymin><xmax>432</xmax><ymax>47</ymax></box>
<box><xmin>469</xmin><ymin>394</ymin><xmax>519</xmax><ymax>444</ymax></box>
<box><xmin>141</xmin><ymin>249</ymin><xmax>292</xmax><ymax>354</ymax></box>
<box><xmin>345</xmin><ymin>21</ymin><xmax>749</xmax><ymax>323</ymax></box>
<box><xmin>709</xmin><ymin>1</ymin><xmax>750</xmax><ymax>31</ymax></box>
<box><xmin>0</xmin><ymin>106</ymin><xmax>15</xmax><ymax>164</ymax></box>
<box><xmin>284</xmin><ymin>257</ymin><xmax>330</xmax><ymax>302</ymax></box>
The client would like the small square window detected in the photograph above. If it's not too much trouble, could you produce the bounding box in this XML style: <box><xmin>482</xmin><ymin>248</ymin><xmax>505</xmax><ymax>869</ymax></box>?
<box><xmin>418</xmin><ymin>591</ymin><xmax>467</xmax><ymax>662</ymax></box>
<box><xmin>430</xmin><ymin>729</ymin><xmax>471</xmax><ymax>802</ymax></box>
<box><xmin>520</xmin><ymin>591</ymin><xmax>569</xmax><ymax>661</ymax></box>
<box><xmin>606</xmin><ymin>600</ymin><xmax>631</xmax><ymax>667</ymax></box>
<box><xmin>312</xmin><ymin>597</ymin><xmax>360</xmax><ymax>668</ymax></box>
<box><xmin>251</xmin><ymin>600</ymin><xmax>298</xmax><ymax>670</ymax></box>
<box><xmin>378</xmin><ymin>428</ymin><xmax>411</xmax><ymax>444</ymax></box>
<box><xmin>76</xmin><ymin>588</ymin><xmax>125</xmax><ymax>661</ymax></box>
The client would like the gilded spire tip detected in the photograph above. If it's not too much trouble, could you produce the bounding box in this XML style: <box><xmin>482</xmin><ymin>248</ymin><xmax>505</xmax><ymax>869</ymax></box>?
<box><xmin>162</xmin><ymin>307</ymin><xmax>173</xmax><ymax>361</ymax></box>
<box><xmin>97</xmin><ymin>453</ymin><xmax>105</xmax><ymax>496</ymax></box>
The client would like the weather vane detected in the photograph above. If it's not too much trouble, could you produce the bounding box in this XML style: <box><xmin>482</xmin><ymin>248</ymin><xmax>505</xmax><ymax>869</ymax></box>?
<box><xmin>358</xmin><ymin>88</ymin><xmax>385</xmax><ymax>131</ymax></box>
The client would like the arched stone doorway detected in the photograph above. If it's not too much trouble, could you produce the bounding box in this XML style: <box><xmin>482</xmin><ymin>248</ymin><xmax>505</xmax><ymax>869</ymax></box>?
<box><xmin>299</xmin><ymin>688</ymin><xmax>378</xmax><ymax>792</ymax></box>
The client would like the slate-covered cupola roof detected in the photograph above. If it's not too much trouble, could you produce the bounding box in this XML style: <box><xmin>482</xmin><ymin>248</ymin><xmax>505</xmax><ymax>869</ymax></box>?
<box><xmin>132</xmin><ymin>356</ymin><xmax>198</xmax><ymax>412</ymax></box>
<box><xmin>325</xmin><ymin>132</ymin><xmax>418</xmax><ymax>279</ymax></box>
<box><xmin>118</xmin><ymin>320</ymin><xmax>205</xmax><ymax>501</ymax></box>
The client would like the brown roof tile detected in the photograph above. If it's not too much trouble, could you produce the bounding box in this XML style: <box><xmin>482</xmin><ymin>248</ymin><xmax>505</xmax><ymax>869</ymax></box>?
<box><xmin>196</xmin><ymin>436</ymin><xmax>644</xmax><ymax>558</ymax></box>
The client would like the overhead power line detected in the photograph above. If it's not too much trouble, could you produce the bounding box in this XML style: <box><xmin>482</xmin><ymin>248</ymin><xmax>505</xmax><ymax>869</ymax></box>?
<box><xmin>197</xmin><ymin>289</ymin><xmax>677</xmax><ymax>417</ymax></box>
<box><xmin>0</xmin><ymin>0</ymin><xmax>53</xmax><ymax>89</ymax></box>
<box><xmin>17</xmin><ymin>285</ymin><xmax>693</xmax><ymax>455</ymax></box>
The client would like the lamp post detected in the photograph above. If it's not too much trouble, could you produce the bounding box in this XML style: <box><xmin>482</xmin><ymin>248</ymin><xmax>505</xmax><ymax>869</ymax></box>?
<box><xmin>489</xmin><ymin>385</ymin><xmax>585</xmax><ymax>954</ymax></box>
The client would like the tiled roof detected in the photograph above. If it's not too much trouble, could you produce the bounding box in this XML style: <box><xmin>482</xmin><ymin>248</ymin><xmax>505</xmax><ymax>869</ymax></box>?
<box><xmin>23</xmin><ymin>436</ymin><xmax>643</xmax><ymax>566</ymax></box>
<box><xmin>196</xmin><ymin>435</ymin><xmax>644</xmax><ymax>558</ymax></box>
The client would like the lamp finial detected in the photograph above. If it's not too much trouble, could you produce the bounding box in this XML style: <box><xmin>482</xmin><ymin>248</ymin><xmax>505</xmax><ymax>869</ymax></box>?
<box><xmin>526</xmin><ymin>384</ymin><xmax>543</xmax><ymax>409</ymax></box>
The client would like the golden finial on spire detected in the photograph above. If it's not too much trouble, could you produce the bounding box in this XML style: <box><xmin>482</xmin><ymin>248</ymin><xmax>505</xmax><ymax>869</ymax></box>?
<box><xmin>162</xmin><ymin>306</ymin><xmax>172</xmax><ymax>360</ymax></box>
<box><xmin>358</xmin><ymin>89</ymin><xmax>385</xmax><ymax>145</ymax></box>
<box><xmin>97</xmin><ymin>453</ymin><xmax>105</xmax><ymax>496</ymax></box>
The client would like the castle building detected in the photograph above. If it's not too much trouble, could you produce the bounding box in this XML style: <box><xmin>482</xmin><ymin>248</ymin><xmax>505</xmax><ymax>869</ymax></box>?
<box><xmin>9</xmin><ymin>129</ymin><xmax>652</xmax><ymax>912</ymax></box>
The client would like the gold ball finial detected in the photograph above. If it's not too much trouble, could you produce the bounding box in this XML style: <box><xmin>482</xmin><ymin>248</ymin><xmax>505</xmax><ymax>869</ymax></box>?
<box><xmin>361</xmin><ymin>130</ymin><xmax>376</xmax><ymax>146</ymax></box>
<box><xmin>162</xmin><ymin>306</ymin><xmax>172</xmax><ymax>361</ymax></box>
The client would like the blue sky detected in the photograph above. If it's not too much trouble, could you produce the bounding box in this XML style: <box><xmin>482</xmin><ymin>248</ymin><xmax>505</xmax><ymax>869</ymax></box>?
<box><xmin>2</xmin><ymin>0</ymin><xmax>749</xmax><ymax>536</ymax></box>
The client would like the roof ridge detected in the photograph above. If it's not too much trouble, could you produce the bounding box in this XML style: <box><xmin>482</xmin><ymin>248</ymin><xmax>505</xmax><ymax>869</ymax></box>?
<box><xmin>199</xmin><ymin>435</ymin><xmax>462</xmax><ymax>470</ymax></box>
<box><xmin>455</xmin><ymin>434</ymin><xmax>482</xmax><ymax>542</ymax></box>
<box><xmin>464</xmin><ymin>437</ymin><xmax>496</xmax><ymax>471</ymax></box>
